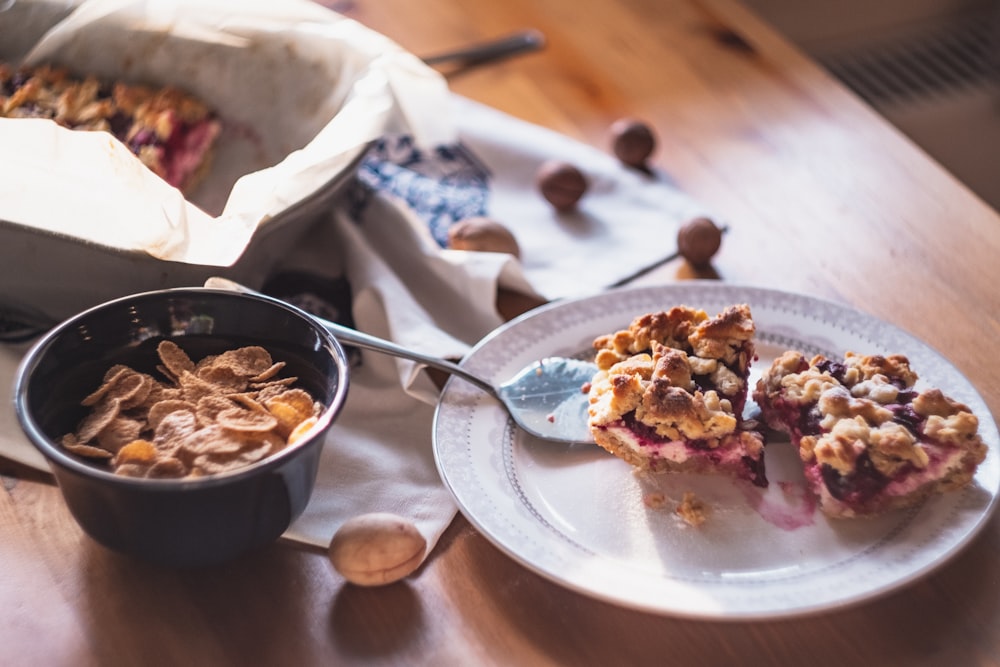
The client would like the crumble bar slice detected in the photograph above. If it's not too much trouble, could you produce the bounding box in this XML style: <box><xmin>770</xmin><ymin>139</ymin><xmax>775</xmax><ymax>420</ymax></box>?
<box><xmin>754</xmin><ymin>350</ymin><xmax>988</xmax><ymax>518</ymax></box>
<box><xmin>1</xmin><ymin>63</ymin><xmax>221</xmax><ymax>193</ymax></box>
<box><xmin>587</xmin><ymin>304</ymin><xmax>767</xmax><ymax>487</ymax></box>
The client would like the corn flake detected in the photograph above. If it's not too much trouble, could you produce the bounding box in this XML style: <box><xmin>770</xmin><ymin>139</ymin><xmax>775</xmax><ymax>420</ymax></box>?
<box><xmin>287</xmin><ymin>416</ymin><xmax>318</xmax><ymax>445</ymax></box>
<box><xmin>76</xmin><ymin>397</ymin><xmax>122</xmax><ymax>443</ymax></box>
<box><xmin>61</xmin><ymin>341</ymin><xmax>325</xmax><ymax>479</ymax></box>
<box><xmin>80</xmin><ymin>366</ymin><xmax>131</xmax><ymax>406</ymax></box>
<box><xmin>210</xmin><ymin>346</ymin><xmax>273</xmax><ymax>377</ymax></box>
<box><xmin>114</xmin><ymin>439</ymin><xmax>158</xmax><ymax>466</ymax></box>
<box><xmin>157</xmin><ymin>340</ymin><xmax>195</xmax><ymax>379</ymax></box>
<box><xmin>108</xmin><ymin>371</ymin><xmax>154</xmax><ymax>410</ymax></box>
<box><xmin>193</xmin><ymin>440</ymin><xmax>274</xmax><ymax>475</ymax></box>
<box><xmin>94</xmin><ymin>416</ymin><xmax>144</xmax><ymax>454</ymax></box>
<box><xmin>195</xmin><ymin>365</ymin><xmax>247</xmax><ymax>393</ymax></box>
<box><xmin>248</xmin><ymin>361</ymin><xmax>286</xmax><ymax>384</ymax></box>
<box><xmin>147</xmin><ymin>457</ymin><xmax>189</xmax><ymax>478</ymax></box>
<box><xmin>148</xmin><ymin>399</ymin><xmax>197</xmax><ymax>431</ymax></box>
<box><xmin>252</xmin><ymin>378</ymin><xmax>298</xmax><ymax>396</ymax></box>
<box><xmin>115</xmin><ymin>463</ymin><xmax>149</xmax><ymax>478</ymax></box>
<box><xmin>265</xmin><ymin>389</ymin><xmax>317</xmax><ymax>436</ymax></box>
<box><xmin>61</xmin><ymin>433</ymin><xmax>114</xmax><ymax>460</ymax></box>
<box><xmin>216</xmin><ymin>407</ymin><xmax>279</xmax><ymax>434</ymax></box>
<box><xmin>194</xmin><ymin>395</ymin><xmax>240</xmax><ymax>426</ymax></box>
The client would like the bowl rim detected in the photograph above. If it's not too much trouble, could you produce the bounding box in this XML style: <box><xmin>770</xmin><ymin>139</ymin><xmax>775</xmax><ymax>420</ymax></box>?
<box><xmin>13</xmin><ymin>286</ymin><xmax>351</xmax><ymax>490</ymax></box>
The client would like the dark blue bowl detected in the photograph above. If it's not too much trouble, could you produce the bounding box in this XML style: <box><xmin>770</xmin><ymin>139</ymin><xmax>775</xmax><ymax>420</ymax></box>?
<box><xmin>14</xmin><ymin>287</ymin><xmax>350</xmax><ymax>567</ymax></box>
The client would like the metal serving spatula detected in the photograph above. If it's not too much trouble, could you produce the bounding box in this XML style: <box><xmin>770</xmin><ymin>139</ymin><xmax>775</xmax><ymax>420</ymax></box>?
<box><xmin>205</xmin><ymin>278</ymin><xmax>597</xmax><ymax>444</ymax></box>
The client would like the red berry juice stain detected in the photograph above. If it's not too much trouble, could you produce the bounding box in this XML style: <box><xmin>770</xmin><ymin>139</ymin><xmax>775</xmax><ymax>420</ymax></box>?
<box><xmin>739</xmin><ymin>480</ymin><xmax>816</xmax><ymax>530</ymax></box>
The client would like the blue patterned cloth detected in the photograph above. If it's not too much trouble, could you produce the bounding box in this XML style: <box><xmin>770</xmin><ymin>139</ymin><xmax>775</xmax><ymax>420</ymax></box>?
<box><xmin>348</xmin><ymin>135</ymin><xmax>491</xmax><ymax>247</ymax></box>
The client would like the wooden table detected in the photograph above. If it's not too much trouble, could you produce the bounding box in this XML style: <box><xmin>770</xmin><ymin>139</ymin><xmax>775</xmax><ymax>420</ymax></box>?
<box><xmin>4</xmin><ymin>0</ymin><xmax>1000</xmax><ymax>664</ymax></box>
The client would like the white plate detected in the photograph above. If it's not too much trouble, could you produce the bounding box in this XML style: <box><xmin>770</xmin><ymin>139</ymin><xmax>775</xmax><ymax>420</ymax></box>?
<box><xmin>433</xmin><ymin>283</ymin><xmax>1000</xmax><ymax>620</ymax></box>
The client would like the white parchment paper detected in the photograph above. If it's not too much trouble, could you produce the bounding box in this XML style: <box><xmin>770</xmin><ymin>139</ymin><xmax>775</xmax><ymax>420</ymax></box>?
<box><xmin>0</xmin><ymin>0</ymin><xmax>454</xmax><ymax>267</ymax></box>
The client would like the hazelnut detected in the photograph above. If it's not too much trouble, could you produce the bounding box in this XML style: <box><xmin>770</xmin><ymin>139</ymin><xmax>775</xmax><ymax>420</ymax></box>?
<box><xmin>328</xmin><ymin>513</ymin><xmax>427</xmax><ymax>586</ymax></box>
<box><xmin>677</xmin><ymin>216</ymin><xmax>723</xmax><ymax>267</ymax></box>
<box><xmin>447</xmin><ymin>217</ymin><xmax>521</xmax><ymax>257</ymax></box>
<box><xmin>610</xmin><ymin>118</ymin><xmax>656</xmax><ymax>168</ymax></box>
<box><xmin>536</xmin><ymin>160</ymin><xmax>588</xmax><ymax>211</ymax></box>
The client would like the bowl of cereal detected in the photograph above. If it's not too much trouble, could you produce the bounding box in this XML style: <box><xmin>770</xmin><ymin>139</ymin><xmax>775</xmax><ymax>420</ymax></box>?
<box><xmin>13</xmin><ymin>287</ymin><xmax>350</xmax><ymax>567</ymax></box>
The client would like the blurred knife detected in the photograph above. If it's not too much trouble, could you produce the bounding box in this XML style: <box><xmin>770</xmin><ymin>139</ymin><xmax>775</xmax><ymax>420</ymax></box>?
<box><xmin>421</xmin><ymin>29</ymin><xmax>545</xmax><ymax>68</ymax></box>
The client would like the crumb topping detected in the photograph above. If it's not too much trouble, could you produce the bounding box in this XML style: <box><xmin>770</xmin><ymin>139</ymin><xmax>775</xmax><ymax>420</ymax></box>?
<box><xmin>589</xmin><ymin>305</ymin><xmax>755</xmax><ymax>446</ymax></box>
<box><xmin>688</xmin><ymin>304</ymin><xmax>755</xmax><ymax>364</ymax></box>
<box><xmin>756</xmin><ymin>350</ymin><xmax>986</xmax><ymax>479</ymax></box>
<box><xmin>643</xmin><ymin>492</ymin><xmax>668</xmax><ymax>509</ymax></box>
<box><xmin>924</xmin><ymin>412</ymin><xmax>980</xmax><ymax>446</ymax></box>
<box><xmin>913</xmin><ymin>388</ymin><xmax>970</xmax><ymax>418</ymax></box>
<box><xmin>817</xmin><ymin>386</ymin><xmax>893</xmax><ymax>430</ymax></box>
<box><xmin>593</xmin><ymin>304</ymin><xmax>754</xmax><ymax>370</ymax></box>
<box><xmin>1</xmin><ymin>63</ymin><xmax>213</xmax><ymax>130</ymax></box>
<box><xmin>843</xmin><ymin>352</ymin><xmax>918</xmax><ymax>388</ymax></box>
<box><xmin>652</xmin><ymin>344</ymin><xmax>693</xmax><ymax>389</ymax></box>
<box><xmin>675</xmin><ymin>491</ymin><xmax>707</xmax><ymax>527</ymax></box>
<box><xmin>1</xmin><ymin>63</ymin><xmax>219</xmax><ymax>190</ymax></box>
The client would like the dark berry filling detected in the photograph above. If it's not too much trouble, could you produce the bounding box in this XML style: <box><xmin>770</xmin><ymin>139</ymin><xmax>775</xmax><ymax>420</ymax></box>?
<box><xmin>108</xmin><ymin>111</ymin><xmax>131</xmax><ymax>139</ymax></box>
<box><xmin>756</xmin><ymin>394</ymin><xmax>811</xmax><ymax>440</ymax></box>
<box><xmin>819</xmin><ymin>452</ymin><xmax>889</xmax><ymax>503</ymax></box>
<box><xmin>730</xmin><ymin>392</ymin><xmax>749</xmax><ymax>426</ymax></box>
<box><xmin>617</xmin><ymin>411</ymin><xmax>768</xmax><ymax>487</ymax></box>
<box><xmin>815</xmin><ymin>359</ymin><xmax>848</xmax><ymax>384</ymax></box>
<box><xmin>621</xmin><ymin>413</ymin><xmax>717</xmax><ymax>452</ymax></box>
<box><xmin>128</xmin><ymin>127</ymin><xmax>162</xmax><ymax>152</ymax></box>
<box><xmin>800</xmin><ymin>406</ymin><xmax>823</xmax><ymax>436</ymax></box>
<box><xmin>890</xmin><ymin>404</ymin><xmax>924</xmax><ymax>433</ymax></box>
<box><xmin>691</xmin><ymin>373</ymin><xmax>715</xmax><ymax>394</ymax></box>
<box><xmin>621</xmin><ymin>412</ymin><xmax>660</xmax><ymax>442</ymax></box>
<box><xmin>9</xmin><ymin>71</ymin><xmax>30</xmax><ymax>91</ymax></box>
<box><xmin>743</xmin><ymin>454</ymin><xmax>767</xmax><ymax>488</ymax></box>
<box><xmin>165</xmin><ymin>120</ymin><xmax>198</xmax><ymax>155</ymax></box>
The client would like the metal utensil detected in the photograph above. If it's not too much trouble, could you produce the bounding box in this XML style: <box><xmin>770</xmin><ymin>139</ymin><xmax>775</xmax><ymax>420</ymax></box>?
<box><xmin>205</xmin><ymin>277</ymin><xmax>596</xmax><ymax>444</ymax></box>
<box><xmin>420</xmin><ymin>29</ymin><xmax>545</xmax><ymax>68</ymax></box>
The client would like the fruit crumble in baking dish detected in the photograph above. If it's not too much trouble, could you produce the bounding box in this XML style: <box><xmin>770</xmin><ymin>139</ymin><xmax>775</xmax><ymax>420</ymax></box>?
<box><xmin>1</xmin><ymin>63</ymin><xmax>221</xmax><ymax>192</ymax></box>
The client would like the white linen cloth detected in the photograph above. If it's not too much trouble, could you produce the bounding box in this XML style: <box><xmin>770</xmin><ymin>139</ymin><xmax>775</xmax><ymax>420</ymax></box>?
<box><xmin>0</xmin><ymin>95</ymin><xmax>715</xmax><ymax>562</ymax></box>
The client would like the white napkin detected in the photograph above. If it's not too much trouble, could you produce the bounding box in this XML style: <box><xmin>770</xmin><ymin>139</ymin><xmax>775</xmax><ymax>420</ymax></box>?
<box><xmin>1</xmin><ymin>94</ymin><xmax>716</xmax><ymax>562</ymax></box>
<box><xmin>277</xmin><ymin>192</ymin><xmax>512</xmax><ymax>548</ymax></box>
<box><xmin>280</xmin><ymin>96</ymin><xmax>716</xmax><ymax>554</ymax></box>
<box><xmin>455</xmin><ymin>98</ymin><xmax>713</xmax><ymax>297</ymax></box>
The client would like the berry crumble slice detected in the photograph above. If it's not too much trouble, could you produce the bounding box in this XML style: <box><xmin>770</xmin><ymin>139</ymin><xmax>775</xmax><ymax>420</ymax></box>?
<box><xmin>754</xmin><ymin>350</ymin><xmax>988</xmax><ymax>518</ymax></box>
<box><xmin>586</xmin><ymin>304</ymin><xmax>767</xmax><ymax>487</ymax></box>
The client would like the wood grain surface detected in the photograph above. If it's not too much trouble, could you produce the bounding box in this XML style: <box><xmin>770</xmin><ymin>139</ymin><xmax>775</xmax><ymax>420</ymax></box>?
<box><xmin>3</xmin><ymin>1</ymin><xmax>1000</xmax><ymax>665</ymax></box>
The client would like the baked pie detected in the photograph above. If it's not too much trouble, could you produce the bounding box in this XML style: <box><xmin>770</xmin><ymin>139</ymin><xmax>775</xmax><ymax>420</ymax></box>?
<box><xmin>1</xmin><ymin>63</ymin><xmax>221</xmax><ymax>192</ymax></box>
<box><xmin>754</xmin><ymin>350</ymin><xmax>988</xmax><ymax>518</ymax></box>
<box><xmin>587</xmin><ymin>304</ymin><xmax>767</xmax><ymax>487</ymax></box>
